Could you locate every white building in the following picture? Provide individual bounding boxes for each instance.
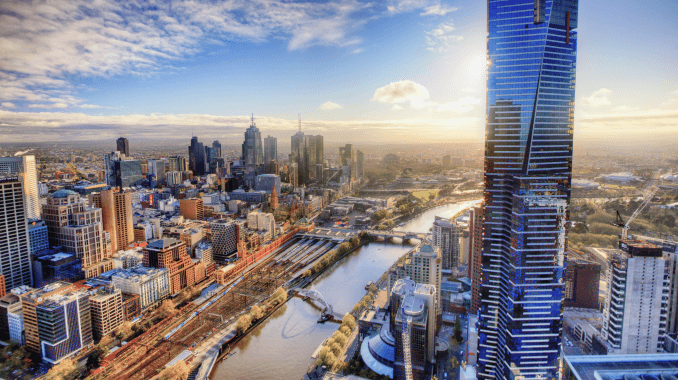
[8,309,24,345]
[113,248,144,269]
[601,240,668,354]
[107,266,170,310]
[194,242,213,266]
[0,155,40,219]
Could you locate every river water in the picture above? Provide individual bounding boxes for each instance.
[212,200,481,380]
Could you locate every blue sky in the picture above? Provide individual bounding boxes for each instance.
[0,0,676,145]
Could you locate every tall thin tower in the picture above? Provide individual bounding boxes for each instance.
[477,1,578,379]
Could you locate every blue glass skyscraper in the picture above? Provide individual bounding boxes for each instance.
[478,1,578,379]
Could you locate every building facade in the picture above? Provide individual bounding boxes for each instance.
[255,174,281,195]
[143,239,196,295]
[108,266,170,310]
[0,156,40,219]
[188,136,207,176]
[564,249,601,309]
[179,198,204,221]
[28,219,49,255]
[477,1,579,378]
[0,177,34,288]
[290,131,324,186]
[242,118,264,169]
[264,136,277,164]
[89,285,123,342]
[468,203,483,314]
[116,137,130,157]
[210,221,240,263]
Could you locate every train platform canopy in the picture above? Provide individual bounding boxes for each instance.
[166,350,193,368]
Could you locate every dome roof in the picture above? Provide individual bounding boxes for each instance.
[50,189,78,198]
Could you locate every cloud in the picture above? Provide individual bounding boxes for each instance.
[351,48,365,54]
[387,0,430,14]
[320,101,344,110]
[372,80,431,109]
[1,102,15,108]
[425,22,463,52]
[0,0,372,108]
[420,4,458,16]
[372,80,480,113]
[583,88,612,107]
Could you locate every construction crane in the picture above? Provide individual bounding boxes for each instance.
[613,170,662,240]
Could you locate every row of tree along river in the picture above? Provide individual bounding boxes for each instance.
[212,200,481,380]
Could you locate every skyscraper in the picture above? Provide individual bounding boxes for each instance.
[290,131,324,186]
[91,190,134,253]
[116,137,130,157]
[339,144,356,179]
[356,150,364,179]
[478,1,578,378]
[242,116,264,168]
[188,136,207,176]
[264,136,277,164]
[212,140,222,159]
[0,155,40,219]
[431,216,461,270]
[468,203,484,314]
[0,177,33,289]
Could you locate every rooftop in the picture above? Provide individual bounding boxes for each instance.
[147,238,182,250]
[50,189,78,198]
[565,354,678,380]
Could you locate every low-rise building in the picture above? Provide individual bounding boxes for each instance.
[89,285,123,342]
[105,266,170,310]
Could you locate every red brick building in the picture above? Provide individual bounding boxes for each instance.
[143,238,196,295]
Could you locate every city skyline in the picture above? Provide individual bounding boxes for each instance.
[0,0,676,146]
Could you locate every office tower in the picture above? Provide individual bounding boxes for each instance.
[104,152,143,188]
[42,190,113,278]
[166,171,182,186]
[431,216,461,270]
[0,156,40,219]
[21,282,93,363]
[89,285,123,342]
[210,221,240,263]
[564,249,601,309]
[601,240,667,354]
[28,219,49,255]
[107,266,170,310]
[468,203,483,314]
[264,136,277,164]
[188,136,207,176]
[339,144,357,179]
[0,177,33,288]
[289,163,299,188]
[212,140,222,159]
[32,251,83,287]
[91,190,133,253]
[143,239,196,295]
[665,249,678,336]
[205,146,214,164]
[356,150,364,180]
[167,156,187,172]
[116,137,130,157]
[290,130,324,186]
[255,174,281,195]
[242,116,264,168]
[477,1,578,378]
[179,198,204,220]
[147,159,166,185]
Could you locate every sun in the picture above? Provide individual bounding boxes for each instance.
[465,51,488,89]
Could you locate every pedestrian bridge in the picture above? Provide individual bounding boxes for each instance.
[294,289,342,322]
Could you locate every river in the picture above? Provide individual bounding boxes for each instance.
[212,200,481,380]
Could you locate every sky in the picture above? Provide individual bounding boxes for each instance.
[0,0,677,147]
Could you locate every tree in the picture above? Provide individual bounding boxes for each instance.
[236,314,252,333]
[156,299,175,319]
[250,305,265,320]
[342,314,356,330]
[323,352,337,366]
[332,331,348,346]
[454,316,463,343]
[349,236,360,247]
[86,347,107,371]
[158,361,190,380]
[115,322,134,341]
[337,242,352,254]
[340,326,352,336]
[44,358,78,380]
[330,342,342,356]
[303,269,312,278]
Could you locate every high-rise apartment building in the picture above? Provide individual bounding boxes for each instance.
[0,156,40,219]
[264,136,277,164]
[106,266,170,310]
[477,1,578,378]
[290,131,324,186]
[601,240,668,354]
[89,285,123,342]
[179,198,204,221]
[188,136,207,176]
[431,216,461,269]
[104,151,143,188]
[210,221,240,263]
[339,144,357,180]
[147,159,166,185]
[468,203,483,314]
[143,238,196,295]
[116,137,130,157]
[167,156,187,172]
[0,177,34,288]
[91,190,133,253]
[42,190,113,278]
[212,140,222,159]
[242,117,264,168]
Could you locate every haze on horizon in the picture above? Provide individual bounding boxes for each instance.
[0,0,676,146]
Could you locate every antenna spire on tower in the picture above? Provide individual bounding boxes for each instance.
[298,113,301,132]
[251,113,254,126]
